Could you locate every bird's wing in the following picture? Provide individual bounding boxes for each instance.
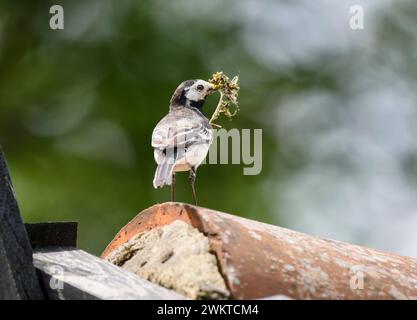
[152,117,212,151]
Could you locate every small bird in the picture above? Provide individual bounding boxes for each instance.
[152,79,215,204]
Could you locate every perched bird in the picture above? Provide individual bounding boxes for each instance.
[152,79,215,204]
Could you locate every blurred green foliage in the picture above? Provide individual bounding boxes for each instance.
[0,0,288,254]
[3,0,416,257]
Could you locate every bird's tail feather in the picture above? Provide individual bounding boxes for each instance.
[153,161,175,188]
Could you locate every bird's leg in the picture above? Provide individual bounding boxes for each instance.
[171,173,176,202]
[189,167,197,205]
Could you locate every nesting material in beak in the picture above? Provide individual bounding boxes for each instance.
[207,72,240,127]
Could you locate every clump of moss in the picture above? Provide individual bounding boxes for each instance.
[208,72,240,128]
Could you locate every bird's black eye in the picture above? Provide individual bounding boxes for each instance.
[196,84,204,91]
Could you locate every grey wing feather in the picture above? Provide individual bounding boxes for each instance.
[152,109,212,188]
[152,114,212,151]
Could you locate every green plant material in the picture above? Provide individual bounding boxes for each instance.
[208,72,240,128]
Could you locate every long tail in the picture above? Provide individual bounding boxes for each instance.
[153,161,175,188]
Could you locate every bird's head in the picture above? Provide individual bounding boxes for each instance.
[170,79,215,112]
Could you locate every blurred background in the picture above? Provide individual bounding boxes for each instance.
[1,0,417,257]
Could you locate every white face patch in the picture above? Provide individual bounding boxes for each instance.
[185,80,213,102]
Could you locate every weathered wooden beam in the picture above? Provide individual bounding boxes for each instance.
[0,146,44,300]
[102,202,417,300]
[34,248,186,300]
[25,222,78,249]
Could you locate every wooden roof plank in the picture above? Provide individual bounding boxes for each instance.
[34,248,186,300]
[0,146,44,300]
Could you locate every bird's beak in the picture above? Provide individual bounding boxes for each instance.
[205,82,216,96]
